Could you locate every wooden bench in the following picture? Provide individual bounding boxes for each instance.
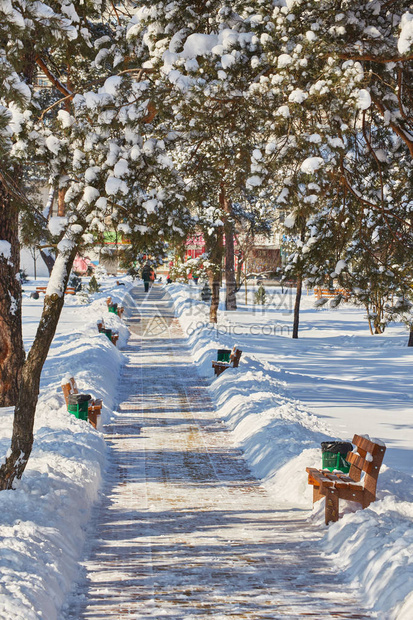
[314,287,350,301]
[106,296,124,318]
[97,319,119,346]
[306,434,386,524]
[61,377,102,429]
[36,286,76,295]
[212,346,242,377]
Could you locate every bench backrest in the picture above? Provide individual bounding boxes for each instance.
[347,434,386,503]
[230,347,242,368]
[314,287,349,298]
[61,377,78,406]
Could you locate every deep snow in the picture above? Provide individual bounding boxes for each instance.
[0,278,412,619]
[0,278,130,619]
[167,282,413,620]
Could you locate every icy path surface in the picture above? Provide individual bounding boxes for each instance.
[64,286,371,619]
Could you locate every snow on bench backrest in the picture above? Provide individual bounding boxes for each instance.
[347,434,386,485]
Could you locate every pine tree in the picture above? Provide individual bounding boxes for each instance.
[254,282,266,305]
[0,1,192,489]
[127,1,282,314]
[88,275,100,293]
[0,1,93,408]
[231,0,413,337]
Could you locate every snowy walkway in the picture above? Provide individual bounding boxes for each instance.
[63,286,372,619]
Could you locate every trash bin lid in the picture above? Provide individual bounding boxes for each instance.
[68,393,92,404]
[321,441,353,454]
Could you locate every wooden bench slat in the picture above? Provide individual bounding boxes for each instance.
[307,468,364,490]
[352,434,382,455]
[346,451,371,472]
[306,469,334,488]
[334,480,364,492]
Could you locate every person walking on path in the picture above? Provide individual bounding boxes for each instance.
[142,262,156,292]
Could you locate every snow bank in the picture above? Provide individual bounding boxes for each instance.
[0,277,134,619]
[166,282,413,619]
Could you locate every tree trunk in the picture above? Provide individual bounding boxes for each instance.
[205,226,223,324]
[0,180,25,406]
[57,188,66,217]
[221,188,237,311]
[408,328,413,347]
[208,271,220,323]
[0,248,77,490]
[244,258,248,305]
[373,299,385,334]
[236,254,243,292]
[224,224,237,310]
[292,275,303,339]
[40,248,55,276]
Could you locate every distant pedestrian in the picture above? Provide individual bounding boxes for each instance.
[142,263,155,292]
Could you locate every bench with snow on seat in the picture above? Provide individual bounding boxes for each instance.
[306,434,386,525]
[212,345,242,377]
[97,318,119,346]
[61,377,102,429]
[36,286,76,295]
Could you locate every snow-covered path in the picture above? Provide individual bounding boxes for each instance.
[63,287,372,619]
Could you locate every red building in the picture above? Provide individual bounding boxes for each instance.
[185,234,205,259]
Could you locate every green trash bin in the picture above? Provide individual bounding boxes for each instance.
[321,441,353,473]
[217,349,231,363]
[102,328,113,341]
[68,393,91,421]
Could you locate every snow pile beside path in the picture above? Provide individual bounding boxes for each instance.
[209,367,330,507]
[0,410,105,620]
[323,487,413,619]
[167,283,413,619]
[0,278,133,620]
